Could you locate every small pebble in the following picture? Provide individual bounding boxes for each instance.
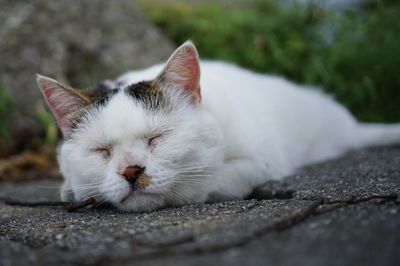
[55,233,64,240]
[48,222,66,228]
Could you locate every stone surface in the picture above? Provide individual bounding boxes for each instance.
[0,0,174,144]
[253,145,400,201]
[0,145,399,266]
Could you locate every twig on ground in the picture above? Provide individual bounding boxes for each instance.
[135,234,196,248]
[316,193,398,214]
[66,197,97,212]
[3,199,70,207]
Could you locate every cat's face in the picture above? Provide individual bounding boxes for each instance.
[37,42,223,211]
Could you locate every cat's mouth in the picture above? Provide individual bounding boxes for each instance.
[120,193,131,203]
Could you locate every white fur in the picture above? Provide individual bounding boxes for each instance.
[54,51,400,211]
[114,60,400,202]
[58,87,223,211]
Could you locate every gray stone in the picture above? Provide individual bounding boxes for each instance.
[253,145,400,201]
[0,0,174,142]
[0,146,399,266]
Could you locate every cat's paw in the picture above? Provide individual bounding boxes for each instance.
[206,192,239,203]
[60,181,74,202]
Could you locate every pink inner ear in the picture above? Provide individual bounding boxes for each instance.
[37,76,84,135]
[161,42,201,103]
[44,87,80,130]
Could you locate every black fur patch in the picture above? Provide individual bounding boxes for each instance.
[125,81,165,112]
[90,83,120,107]
[66,80,170,139]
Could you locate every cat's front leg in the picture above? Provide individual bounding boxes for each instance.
[207,158,272,202]
[60,179,74,202]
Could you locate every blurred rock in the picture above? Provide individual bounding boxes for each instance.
[0,0,174,148]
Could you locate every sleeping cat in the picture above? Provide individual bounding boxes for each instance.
[37,41,400,211]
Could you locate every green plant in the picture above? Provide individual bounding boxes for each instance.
[0,84,13,144]
[36,105,58,147]
[141,0,400,122]
[313,5,400,122]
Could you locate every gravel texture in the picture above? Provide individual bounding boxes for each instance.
[0,145,399,266]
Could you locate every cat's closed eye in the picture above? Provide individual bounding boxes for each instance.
[91,146,112,159]
[148,134,162,147]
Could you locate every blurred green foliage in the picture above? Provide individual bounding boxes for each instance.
[35,105,58,147]
[0,84,13,143]
[142,0,400,122]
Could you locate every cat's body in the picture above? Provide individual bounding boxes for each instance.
[37,42,400,211]
[113,60,400,200]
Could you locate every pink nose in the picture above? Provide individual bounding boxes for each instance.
[122,165,144,187]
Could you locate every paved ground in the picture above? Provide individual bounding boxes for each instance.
[0,146,399,266]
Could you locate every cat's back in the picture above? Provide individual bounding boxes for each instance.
[199,60,331,123]
[116,60,352,128]
[201,60,296,96]
[199,61,358,170]
[116,60,351,134]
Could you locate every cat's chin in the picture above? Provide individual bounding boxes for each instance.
[114,190,166,212]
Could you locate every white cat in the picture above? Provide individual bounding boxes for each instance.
[37,41,400,211]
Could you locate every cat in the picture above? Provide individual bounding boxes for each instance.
[36,41,400,211]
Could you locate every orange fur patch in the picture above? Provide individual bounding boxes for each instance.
[136,174,151,189]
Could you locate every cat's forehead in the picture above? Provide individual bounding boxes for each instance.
[99,91,149,139]
[69,80,182,140]
[87,81,173,136]
[89,80,167,112]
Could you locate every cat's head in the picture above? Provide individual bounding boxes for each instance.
[37,42,223,211]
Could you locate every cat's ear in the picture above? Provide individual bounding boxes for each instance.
[155,41,201,104]
[36,74,91,136]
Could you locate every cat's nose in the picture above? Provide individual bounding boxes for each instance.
[122,165,145,187]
